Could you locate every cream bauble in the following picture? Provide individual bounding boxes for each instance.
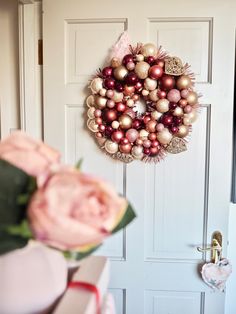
[111,121,119,129]
[149,89,159,102]
[104,140,119,154]
[87,119,99,132]
[144,78,157,91]
[95,96,107,109]
[136,54,144,62]
[173,107,184,117]
[131,145,144,159]
[87,107,96,119]
[141,43,158,57]
[86,95,95,107]
[112,91,124,103]
[183,110,198,125]
[139,129,149,139]
[99,88,107,97]
[156,99,170,113]
[89,77,103,94]
[118,114,132,129]
[186,91,198,105]
[151,110,163,120]
[157,128,173,145]
[113,65,128,81]
[176,125,189,138]
[134,61,150,79]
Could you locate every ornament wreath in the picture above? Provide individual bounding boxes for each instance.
[86,42,200,163]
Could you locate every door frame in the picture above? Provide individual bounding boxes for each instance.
[18,0,43,138]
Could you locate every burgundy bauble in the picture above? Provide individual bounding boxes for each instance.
[105,126,113,137]
[122,54,134,65]
[111,130,124,143]
[158,90,166,99]
[162,114,173,126]
[125,72,139,86]
[119,143,132,154]
[173,116,182,126]
[146,56,156,65]
[99,124,105,132]
[160,75,175,90]
[120,138,129,145]
[169,102,178,110]
[116,102,126,112]
[151,140,159,148]
[135,81,143,92]
[143,115,151,124]
[102,66,113,77]
[143,148,150,155]
[115,82,124,92]
[104,78,115,90]
[132,119,142,129]
[103,109,117,123]
[170,126,179,134]
[150,146,159,156]
[149,65,163,79]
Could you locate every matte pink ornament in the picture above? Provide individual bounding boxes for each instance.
[107,100,115,108]
[143,139,151,148]
[167,89,181,103]
[184,105,193,113]
[156,123,164,132]
[126,61,135,71]
[181,89,189,98]
[106,90,114,98]
[126,129,139,143]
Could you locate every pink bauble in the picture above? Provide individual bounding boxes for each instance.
[143,115,151,124]
[116,102,126,112]
[156,123,164,132]
[149,65,163,79]
[151,140,159,147]
[126,62,135,71]
[106,90,114,98]
[148,133,157,141]
[143,139,151,148]
[107,100,115,108]
[119,143,132,154]
[181,89,189,98]
[111,130,124,143]
[158,90,166,99]
[120,138,129,145]
[184,105,193,113]
[179,99,188,107]
[126,129,139,143]
[167,89,181,103]
[146,120,157,133]
[94,109,102,117]
[136,138,143,146]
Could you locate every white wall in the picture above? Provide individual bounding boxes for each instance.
[0,0,20,137]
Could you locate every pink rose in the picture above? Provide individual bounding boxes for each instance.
[0,131,60,186]
[27,169,127,250]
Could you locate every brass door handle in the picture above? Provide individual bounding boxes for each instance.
[197,231,223,263]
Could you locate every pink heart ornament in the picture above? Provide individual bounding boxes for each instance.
[201,258,232,291]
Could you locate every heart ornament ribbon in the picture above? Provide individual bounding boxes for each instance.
[201,258,232,291]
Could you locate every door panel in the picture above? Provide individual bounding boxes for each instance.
[43,1,235,312]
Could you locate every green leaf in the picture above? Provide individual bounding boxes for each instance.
[75,158,83,170]
[6,219,33,239]
[112,202,136,234]
[0,159,36,226]
[63,244,101,261]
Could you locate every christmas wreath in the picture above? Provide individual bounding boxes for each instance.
[86,39,200,163]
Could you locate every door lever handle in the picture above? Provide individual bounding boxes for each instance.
[197,231,223,263]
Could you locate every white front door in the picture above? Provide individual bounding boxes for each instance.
[43,1,235,313]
